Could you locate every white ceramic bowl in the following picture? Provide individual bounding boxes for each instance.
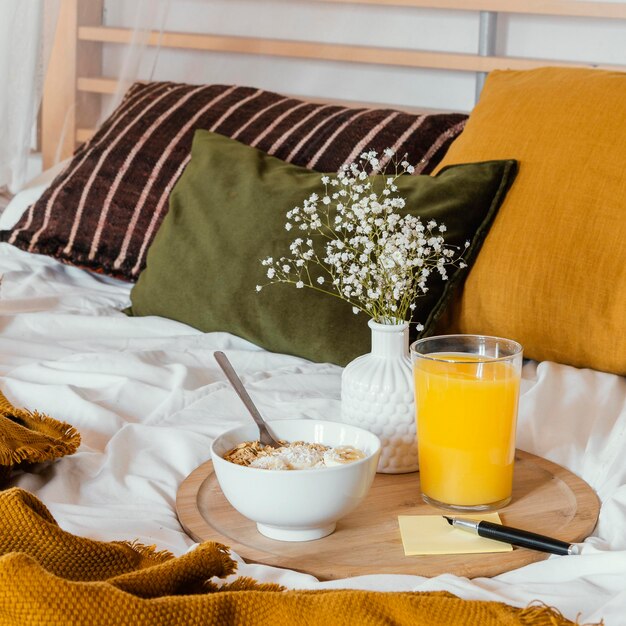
[211,419,381,542]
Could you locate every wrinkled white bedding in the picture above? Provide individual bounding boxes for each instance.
[1,241,625,625]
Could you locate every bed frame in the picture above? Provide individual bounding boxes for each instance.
[42,0,626,169]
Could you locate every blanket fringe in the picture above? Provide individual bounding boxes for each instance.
[520,601,603,626]
[214,542,239,579]
[218,576,285,593]
[0,391,81,472]
[117,540,175,565]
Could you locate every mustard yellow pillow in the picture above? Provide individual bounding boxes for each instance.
[436,67,626,374]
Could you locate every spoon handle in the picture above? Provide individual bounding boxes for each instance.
[214,351,280,448]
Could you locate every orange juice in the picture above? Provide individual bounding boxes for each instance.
[414,353,520,508]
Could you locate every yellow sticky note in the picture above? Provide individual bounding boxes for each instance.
[398,513,513,556]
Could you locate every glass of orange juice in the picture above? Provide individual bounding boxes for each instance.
[410,335,523,511]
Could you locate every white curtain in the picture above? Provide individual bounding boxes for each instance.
[0,0,170,191]
[0,0,59,193]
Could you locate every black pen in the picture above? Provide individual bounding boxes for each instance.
[443,516,580,555]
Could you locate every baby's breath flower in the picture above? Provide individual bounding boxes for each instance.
[257,149,467,327]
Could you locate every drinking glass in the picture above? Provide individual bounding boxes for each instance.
[410,334,523,511]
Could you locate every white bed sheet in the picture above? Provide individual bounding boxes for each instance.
[0,241,625,625]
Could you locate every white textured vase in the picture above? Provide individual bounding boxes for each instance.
[341,319,418,473]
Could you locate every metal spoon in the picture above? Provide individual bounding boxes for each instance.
[214,351,282,448]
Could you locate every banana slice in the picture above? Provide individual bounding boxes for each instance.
[323,445,366,467]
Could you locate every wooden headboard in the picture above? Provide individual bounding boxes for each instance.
[42,0,626,169]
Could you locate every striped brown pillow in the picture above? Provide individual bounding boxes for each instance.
[2,82,467,281]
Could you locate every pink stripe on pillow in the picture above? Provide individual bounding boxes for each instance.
[88,84,217,261]
[58,84,191,257]
[375,115,426,172]
[266,104,337,156]
[284,107,350,162]
[231,96,291,140]
[132,154,191,277]
[340,111,400,169]
[112,85,240,270]
[306,109,371,169]
[413,120,467,175]
[9,82,167,247]
[250,101,312,149]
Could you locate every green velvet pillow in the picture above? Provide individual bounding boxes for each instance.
[128,131,517,365]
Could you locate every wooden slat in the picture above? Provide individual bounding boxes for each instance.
[76,76,118,94]
[313,0,626,19]
[42,0,103,168]
[77,27,624,74]
[42,0,79,169]
[76,128,95,143]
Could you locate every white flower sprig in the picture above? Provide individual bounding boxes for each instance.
[257,149,468,327]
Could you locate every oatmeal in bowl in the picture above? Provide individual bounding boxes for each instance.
[211,419,381,542]
[223,440,366,470]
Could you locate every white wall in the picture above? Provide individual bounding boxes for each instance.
[103,0,626,113]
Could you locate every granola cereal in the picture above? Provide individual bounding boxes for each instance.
[223,440,366,470]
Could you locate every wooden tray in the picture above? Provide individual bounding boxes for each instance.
[176,450,599,580]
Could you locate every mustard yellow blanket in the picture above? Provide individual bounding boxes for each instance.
[0,391,80,484]
[0,488,593,626]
